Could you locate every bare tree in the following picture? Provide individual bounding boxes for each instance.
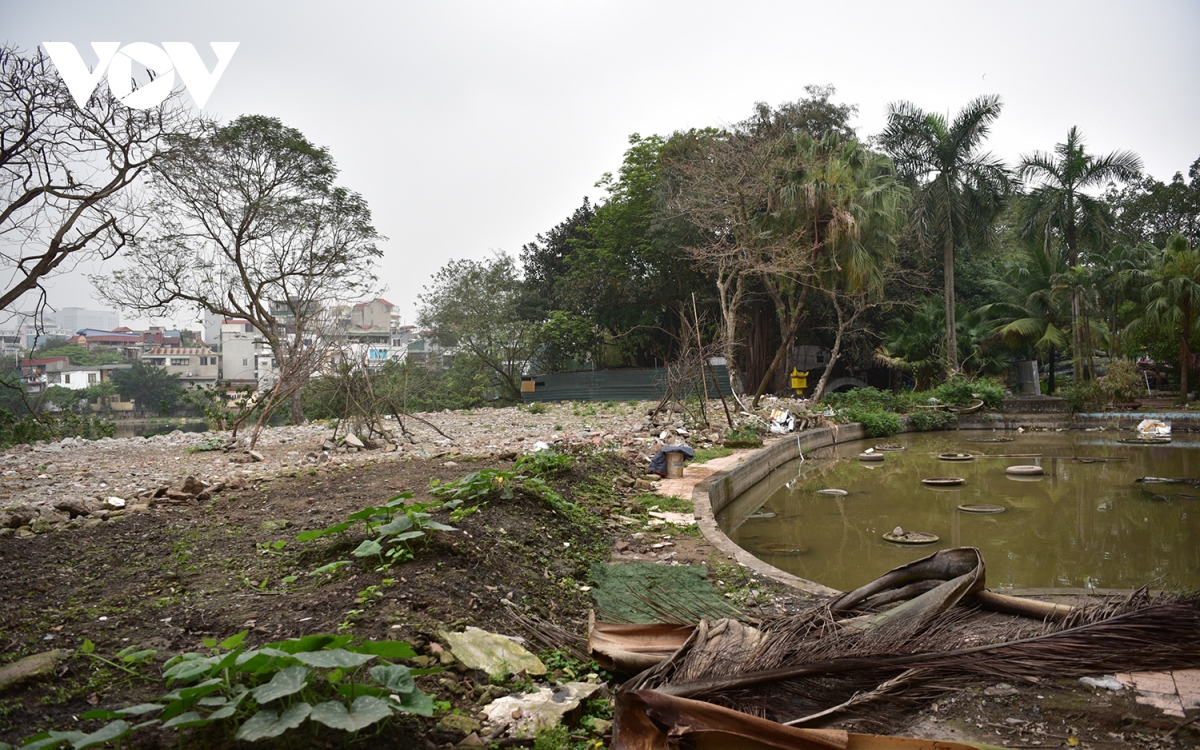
[0,45,192,323]
[93,115,381,447]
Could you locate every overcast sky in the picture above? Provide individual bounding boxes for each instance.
[5,0,1199,333]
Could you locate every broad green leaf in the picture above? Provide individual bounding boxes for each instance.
[291,649,375,669]
[72,720,132,749]
[308,696,393,731]
[352,640,417,660]
[390,531,424,543]
[386,492,414,505]
[119,704,162,716]
[117,647,156,663]
[201,637,217,649]
[19,731,86,750]
[234,703,312,742]
[394,688,435,716]
[78,639,95,655]
[423,521,457,532]
[267,634,350,653]
[208,687,248,720]
[375,515,413,534]
[352,539,383,557]
[310,560,351,576]
[220,630,249,651]
[163,656,217,683]
[369,664,415,696]
[250,665,311,704]
[161,711,213,729]
[347,506,386,521]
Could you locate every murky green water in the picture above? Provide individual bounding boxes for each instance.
[720,431,1200,592]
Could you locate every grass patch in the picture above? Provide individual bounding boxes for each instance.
[692,446,733,464]
[632,493,691,513]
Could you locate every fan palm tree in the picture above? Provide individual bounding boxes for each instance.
[1018,127,1142,381]
[749,132,909,404]
[1130,234,1200,402]
[880,96,1011,376]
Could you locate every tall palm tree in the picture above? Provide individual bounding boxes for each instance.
[1017,127,1142,381]
[1130,234,1200,402]
[880,95,1011,376]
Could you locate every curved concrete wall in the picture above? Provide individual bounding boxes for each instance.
[691,423,867,598]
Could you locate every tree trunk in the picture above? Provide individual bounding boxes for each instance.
[1071,288,1085,382]
[1048,347,1056,394]
[810,296,846,402]
[944,235,959,376]
[290,389,305,425]
[751,304,806,408]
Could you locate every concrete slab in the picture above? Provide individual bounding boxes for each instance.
[1116,671,1188,717]
[1172,669,1200,710]
[656,451,755,500]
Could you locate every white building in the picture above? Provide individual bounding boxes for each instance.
[48,307,119,333]
[219,320,261,385]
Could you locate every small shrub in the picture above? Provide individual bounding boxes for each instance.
[1061,379,1105,412]
[526,402,548,415]
[1100,359,1144,403]
[840,407,902,438]
[908,409,958,432]
[931,376,1005,409]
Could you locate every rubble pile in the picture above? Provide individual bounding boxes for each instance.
[0,399,800,536]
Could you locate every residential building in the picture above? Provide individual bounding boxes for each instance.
[219,320,260,386]
[141,347,219,388]
[351,298,400,329]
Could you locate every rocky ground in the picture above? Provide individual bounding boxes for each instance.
[0,401,1195,749]
[0,400,749,532]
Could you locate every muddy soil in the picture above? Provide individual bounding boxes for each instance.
[0,451,1195,749]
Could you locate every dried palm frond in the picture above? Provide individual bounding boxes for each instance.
[627,588,1200,728]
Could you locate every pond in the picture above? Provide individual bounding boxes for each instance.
[720,431,1200,592]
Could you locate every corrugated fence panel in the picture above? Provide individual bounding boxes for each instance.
[521,366,733,403]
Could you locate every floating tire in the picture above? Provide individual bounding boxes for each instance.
[883,530,939,545]
[1120,437,1171,445]
[966,437,1014,443]
[922,477,965,487]
[958,503,1006,514]
[938,452,975,461]
[1006,465,1044,476]
[817,488,849,496]
[874,443,905,452]
[858,452,885,462]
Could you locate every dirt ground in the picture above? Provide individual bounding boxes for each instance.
[0,449,1196,749]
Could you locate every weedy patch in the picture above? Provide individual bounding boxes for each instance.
[297,492,457,572]
[9,632,435,748]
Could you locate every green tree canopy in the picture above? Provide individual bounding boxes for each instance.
[418,254,543,402]
[110,362,185,414]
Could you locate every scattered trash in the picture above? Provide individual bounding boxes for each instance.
[1136,418,1171,437]
[768,409,795,433]
[1080,675,1124,691]
[531,441,551,452]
